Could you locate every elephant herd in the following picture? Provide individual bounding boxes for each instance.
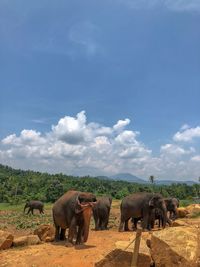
[24,190,179,246]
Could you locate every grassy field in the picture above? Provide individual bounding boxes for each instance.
[1,199,199,234]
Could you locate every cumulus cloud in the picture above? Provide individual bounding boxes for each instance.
[1,113,200,181]
[0,111,151,176]
[160,143,194,156]
[173,126,200,142]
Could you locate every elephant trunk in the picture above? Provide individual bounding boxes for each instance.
[82,206,93,243]
[162,205,168,228]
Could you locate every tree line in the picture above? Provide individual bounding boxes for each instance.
[0,164,199,204]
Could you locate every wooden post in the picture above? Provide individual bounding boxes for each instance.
[131,228,142,267]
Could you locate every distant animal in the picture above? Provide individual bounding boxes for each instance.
[52,190,97,245]
[24,200,44,215]
[164,197,179,220]
[119,192,168,231]
[93,196,112,230]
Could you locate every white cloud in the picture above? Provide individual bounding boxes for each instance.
[1,113,200,181]
[113,118,131,132]
[160,143,194,156]
[173,126,200,142]
[191,155,200,162]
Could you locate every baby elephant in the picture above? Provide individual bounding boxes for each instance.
[93,196,112,230]
[24,200,44,215]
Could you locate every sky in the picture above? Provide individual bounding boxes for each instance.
[0,0,200,181]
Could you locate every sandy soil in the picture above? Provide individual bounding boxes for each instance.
[0,229,134,267]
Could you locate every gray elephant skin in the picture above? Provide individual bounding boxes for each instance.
[164,197,179,220]
[52,190,97,245]
[119,192,168,231]
[93,196,112,230]
[24,200,44,215]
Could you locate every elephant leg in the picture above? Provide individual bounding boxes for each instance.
[142,215,149,230]
[76,226,83,245]
[55,225,60,241]
[132,218,138,230]
[104,216,109,230]
[60,228,66,240]
[119,216,125,232]
[124,219,130,231]
[31,208,34,215]
[99,218,104,230]
[27,208,31,215]
[68,217,77,244]
[93,212,99,230]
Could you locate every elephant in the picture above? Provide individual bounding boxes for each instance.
[93,196,112,230]
[164,197,179,220]
[52,190,97,245]
[119,192,168,231]
[24,200,44,215]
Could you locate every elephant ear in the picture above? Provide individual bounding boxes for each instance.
[149,195,161,207]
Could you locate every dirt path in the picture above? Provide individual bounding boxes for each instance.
[0,230,133,267]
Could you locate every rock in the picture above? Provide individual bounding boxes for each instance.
[186,204,200,215]
[0,230,14,250]
[177,207,190,218]
[34,224,55,242]
[13,235,41,247]
[95,233,152,267]
[171,220,188,227]
[150,226,200,267]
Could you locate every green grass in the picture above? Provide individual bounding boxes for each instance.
[0,202,53,231]
[0,202,53,211]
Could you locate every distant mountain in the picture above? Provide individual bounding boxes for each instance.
[105,172,197,185]
[110,173,148,184]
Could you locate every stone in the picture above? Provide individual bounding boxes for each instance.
[34,224,55,242]
[95,233,152,267]
[177,207,190,218]
[150,226,200,267]
[186,204,200,215]
[0,230,14,250]
[13,235,41,247]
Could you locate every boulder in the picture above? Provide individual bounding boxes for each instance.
[177,207,190,218]
[95,234,152,267]
[0,230,14,250]
[186,204,200,215]
[33,224,55,242]
[13,235,41,247]
[150,226,200,267]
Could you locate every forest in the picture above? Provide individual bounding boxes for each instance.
[0,164,199,204]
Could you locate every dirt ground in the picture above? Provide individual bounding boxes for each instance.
[0,201,200,267]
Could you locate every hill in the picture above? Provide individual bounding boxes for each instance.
[0,163,199,204]
[110,173,147,183]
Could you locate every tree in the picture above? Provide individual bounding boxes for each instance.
[149,175,155,184]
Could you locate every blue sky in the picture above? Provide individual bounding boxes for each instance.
[0,0,200,180]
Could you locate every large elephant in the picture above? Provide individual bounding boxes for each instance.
[52,190,97,245]
[93,196,112,230]
[119,192,168,231]
[24,200,44,215]
[164,197,179,220]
